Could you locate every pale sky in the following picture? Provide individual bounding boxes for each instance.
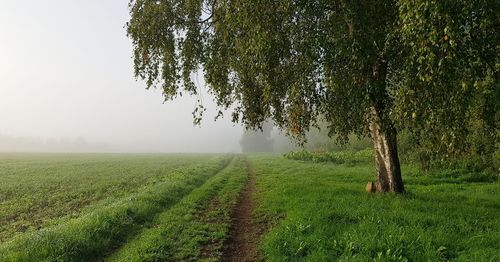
[0,0,244,152]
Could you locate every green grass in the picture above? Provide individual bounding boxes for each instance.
[0,153,498,261]
[0,153,230,242]
[0,154,232,261]
[249,155,500,261]
[107,156,247,261]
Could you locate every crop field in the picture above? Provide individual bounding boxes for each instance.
[0,153,499,261]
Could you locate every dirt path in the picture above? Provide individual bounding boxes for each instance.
[222,160,263,262]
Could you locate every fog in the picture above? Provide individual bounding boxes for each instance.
[0,0,246,153]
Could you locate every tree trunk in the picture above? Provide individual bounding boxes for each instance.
[369,107,404,193]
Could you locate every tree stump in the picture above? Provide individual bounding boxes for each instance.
[365,181,376,193]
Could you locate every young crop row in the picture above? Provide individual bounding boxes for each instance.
[0,156,234,261]
[0,154,227,242]
[283,149,373,164]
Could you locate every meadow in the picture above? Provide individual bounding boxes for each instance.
[250,155,499,261]
[0,153,498,261]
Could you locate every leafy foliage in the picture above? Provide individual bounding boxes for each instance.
[284,149,372,164]
[394,0,500,158]
[127,0,498,155]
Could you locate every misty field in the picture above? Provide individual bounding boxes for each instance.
[0,154,499,261]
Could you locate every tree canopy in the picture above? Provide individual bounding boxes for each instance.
[127,0,499,192]
[127,0,498,147]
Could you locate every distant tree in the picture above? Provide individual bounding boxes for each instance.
[127,0,499,193]
[240,121,274,153]
[303,121,372,152]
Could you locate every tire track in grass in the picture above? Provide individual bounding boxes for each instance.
[0,156,234,262]
[105,156,247,261]
[197,157,249,261]
[222,158,265,262]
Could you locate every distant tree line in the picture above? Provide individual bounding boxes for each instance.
[0,134,110,152]
[240,121,274,153]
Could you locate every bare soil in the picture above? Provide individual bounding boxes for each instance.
[222,162,264,262]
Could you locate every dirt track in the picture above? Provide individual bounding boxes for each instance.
[223,161,263,262]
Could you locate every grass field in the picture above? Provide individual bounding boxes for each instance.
[0,153,498,261]
[250,155,500,261]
